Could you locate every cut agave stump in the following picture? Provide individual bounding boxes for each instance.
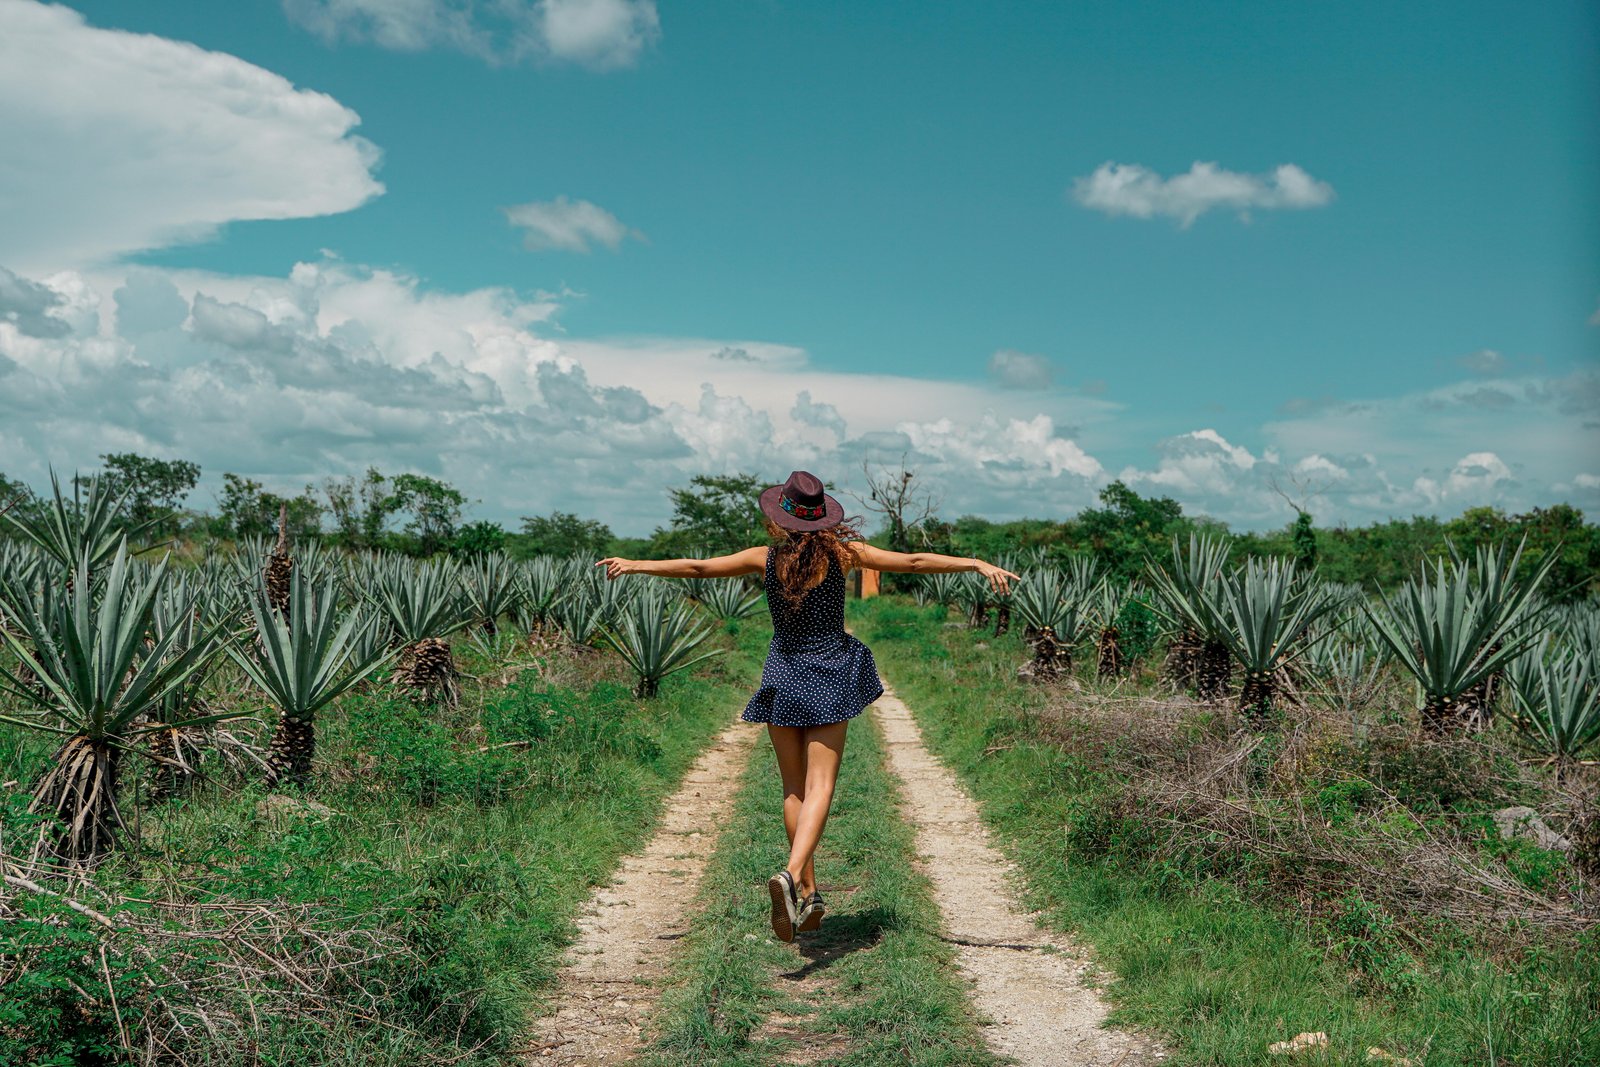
[1096,626,1122,680]
[31,735,122,864]
[265,712,316,788]
[398,637,461,707]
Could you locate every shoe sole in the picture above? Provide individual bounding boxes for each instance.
[767,874,795,943]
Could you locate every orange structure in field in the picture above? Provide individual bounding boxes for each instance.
[857,568,880,599]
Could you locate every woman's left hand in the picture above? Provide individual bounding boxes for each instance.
[596,557,634,580]
[975,560,1021,595]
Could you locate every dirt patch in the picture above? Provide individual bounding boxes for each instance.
[874,687,1165,1066]
[522,716,758,1064]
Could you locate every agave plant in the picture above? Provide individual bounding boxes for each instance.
[372,558,471,706]
[954,571,991,630]
[601,587,724,697]
[700,577,762,620]
[1198,559,1346,726]
[1146,533,1234,701]
[1450,538,1556,719]
[1505,648,1600,782]
[1010,569,1093,680]
[1,470,149,573]
[1366,556,1547,735]
[461,551,522,635]
[550,580,603,649]
[514,556,566,641]
[144,575,230,800]
[0,543,232,863]
[1089,579,1138,680]
[231,570,393,788]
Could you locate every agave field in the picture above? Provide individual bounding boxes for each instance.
[915,532,1599,784]
[1,472,1596,1064]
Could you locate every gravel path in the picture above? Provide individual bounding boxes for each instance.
[874,686,1165,1067]
[522,715,758,1065]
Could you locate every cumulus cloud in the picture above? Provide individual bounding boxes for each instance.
[504,197,642,253]
[0,259,1121,531]
[987,349,1053,390]
[283,0,660,69]
[1459,348,1507,375]
[1072,161,1334,227]
[0,1,382,272]
[0,266,70,338]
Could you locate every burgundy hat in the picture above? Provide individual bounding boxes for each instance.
[759,470,844,532]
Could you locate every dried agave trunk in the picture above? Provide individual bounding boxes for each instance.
[481,616,498,637]
[147,724,186,802]
[1096,625,1122,680]
[1196,638,1232,702]
[1165,628,1200,689]
[265,503,294,619]
[968,602,989,629]
[992,604,1011,637]
[265,711,315,788]
[30,735,121,864]
[1420,691,1484,736]
[1238,670,1275,729]
[1028,626,1070,681]
[398,637,461,707]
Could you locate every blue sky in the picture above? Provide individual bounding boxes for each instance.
[1,0,1596,533]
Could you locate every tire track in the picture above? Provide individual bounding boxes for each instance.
[522,715,758,1065]
[873,685,1165,1067]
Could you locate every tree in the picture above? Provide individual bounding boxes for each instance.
[95,452,200,537]
[323,468,399,551]
[657,473,768,557]
[1075,481,1186,580]
[516,511,613,558]
[218,473,321,541]
[385,473,466,556]
[452,520,506,558]
[1292,511,1318,568]
[854,454,939,552]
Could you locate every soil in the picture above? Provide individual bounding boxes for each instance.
[522,715,758,1064]
[874,686,1166,1067]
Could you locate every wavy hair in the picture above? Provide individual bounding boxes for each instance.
[765,518,862,608]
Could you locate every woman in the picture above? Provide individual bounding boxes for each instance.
[598,470,1018,942]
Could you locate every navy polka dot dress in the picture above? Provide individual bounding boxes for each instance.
[742,547,885,727]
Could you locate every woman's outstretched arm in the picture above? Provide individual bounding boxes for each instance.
[849,542,1020,594]
[597,547,766,581]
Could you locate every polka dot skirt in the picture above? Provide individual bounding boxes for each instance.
[742,547,885,727]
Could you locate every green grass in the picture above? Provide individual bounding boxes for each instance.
[0,624,762,1066]
[854,596,1600,1067]
[645,670,997,1067]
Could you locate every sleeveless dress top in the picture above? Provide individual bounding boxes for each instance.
[741,546,885,726]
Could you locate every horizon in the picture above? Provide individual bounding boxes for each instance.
[1,0,1596,536]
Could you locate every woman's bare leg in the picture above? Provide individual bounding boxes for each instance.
[785,722,847,897]
[767,725,816,895]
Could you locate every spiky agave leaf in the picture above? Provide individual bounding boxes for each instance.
[700,578,762,620]
[1199,558,1347,726]
[229,569,393,787]
[601,587,724,697]
[461,551,522,635]
[1507,647,1600,781]
[1145,533,1234,699]
[0,469,153,573]
[1010,569,1094,680]
[1365,557,1546,735]
[0,542,232,862]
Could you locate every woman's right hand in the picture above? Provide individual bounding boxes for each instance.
[596,557,634,581]
[974,559,1021,595]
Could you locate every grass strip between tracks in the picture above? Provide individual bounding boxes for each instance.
[643,691,998,1067]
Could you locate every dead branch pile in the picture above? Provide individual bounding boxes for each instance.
[1043,693,1598,940]
[1,855,465,1065]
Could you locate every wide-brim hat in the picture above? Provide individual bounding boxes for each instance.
[759,470,844,532]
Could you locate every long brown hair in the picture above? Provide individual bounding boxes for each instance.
[765,518,861,608]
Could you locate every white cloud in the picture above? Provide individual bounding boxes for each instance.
[504,197,641,253]
[1458,348,1507,375]
[0,1,382,272]
[283,0,660,69]
[1072,161,1334,227]
[987,349,1053,390]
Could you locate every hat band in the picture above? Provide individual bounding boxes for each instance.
[780,494,827,520]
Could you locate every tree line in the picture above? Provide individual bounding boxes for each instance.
[1,457,1594,597]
